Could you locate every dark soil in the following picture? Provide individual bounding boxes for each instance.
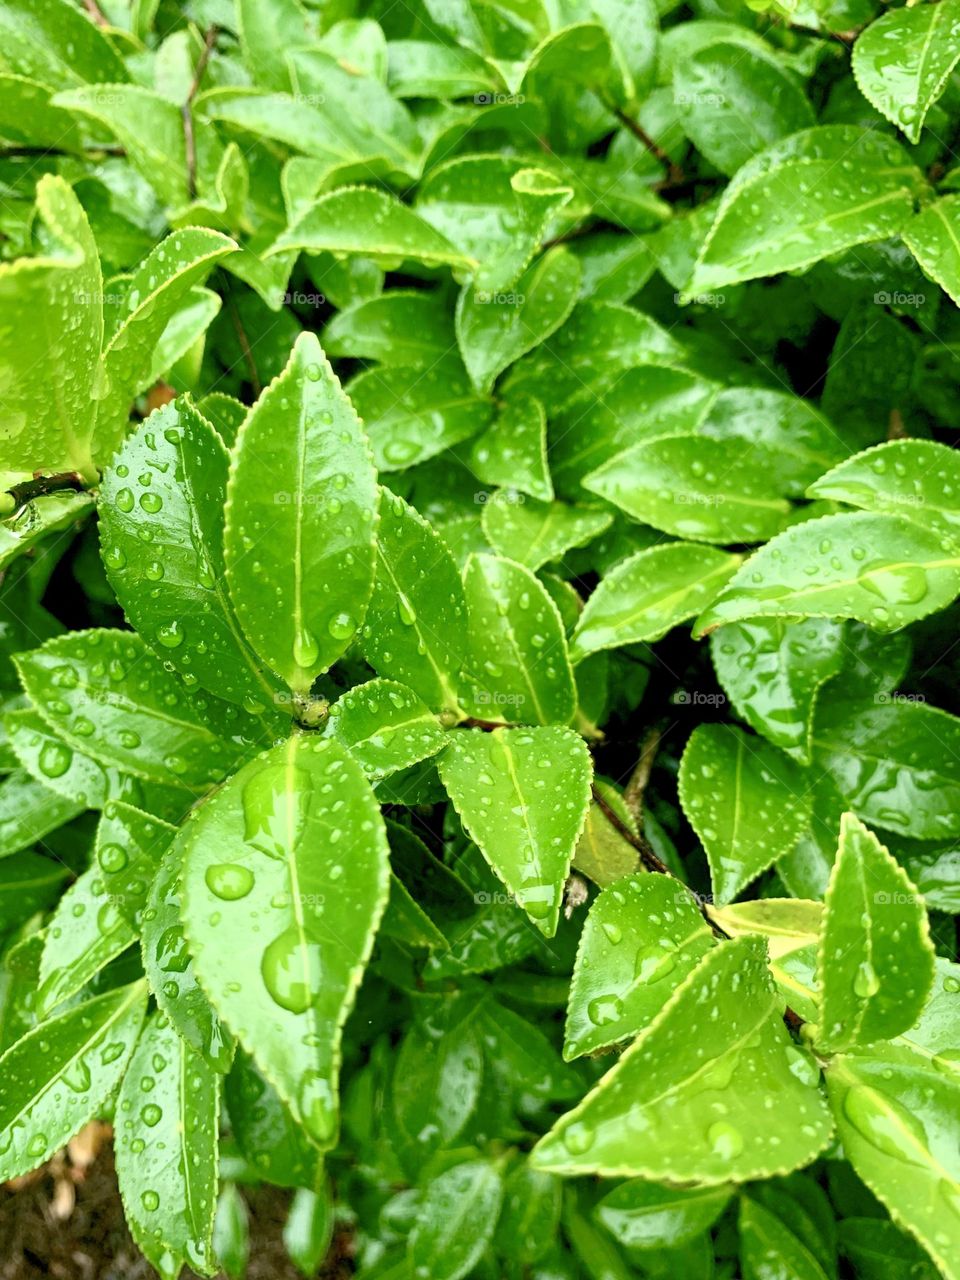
[0,1142,344,1280]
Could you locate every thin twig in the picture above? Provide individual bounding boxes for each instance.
[5,472,86,511]
[82,0,109,26]
[591,783,670,876]
[622,726,661,825]
[182,25,219,200]
[607,102,683,185]
[225,288,261,396]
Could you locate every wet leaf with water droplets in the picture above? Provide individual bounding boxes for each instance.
[481,494,612,574]
[816,814,934,1054]
[595,1179,732,1251]
[408,1158,504,1280]
[180,735,390,1147]
[116,1011,220,1278]
[325,678,446,781]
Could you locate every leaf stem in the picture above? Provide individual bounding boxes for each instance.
[622,725,661,825]
[182,25,219,199]
[3,471,88,516]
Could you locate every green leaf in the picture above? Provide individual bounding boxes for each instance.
[572,782,640,888]
[852,0,960,143]
[438,726,592,935]
[224,332,378,693]
[904,195,960,306]
[695,513,960,636]
[225,1048,319,1188]
[0,767,82,857]
[710,618,845,763]
[481,495,612,573]
[358,490,466,713]
[283,1186,334,1278]
[739,1196,831,1280]
[269,186,475,271]
[585,436,791,544]
[348,357,493,472]
[807,440,960,542]
[565,873,714,1059]
[469,393,553,502]
[323,290,455,368]
[99,400,283,715]
[0,175,102,478]
[409,1159,504,1280]
[810,697,960,841]
[495,1163,560,1264]
[838,1217,941,1280]
[532,937,833,1180]
[386,39,500,99]
[678,725,810,904]
[0,491,93,574]
[817,813,934,1053]
[572,543,741,660]
[710,899,822,960]
[461,554,576,725]
[0,0,128,87]
[142,836,235,1074]
[236,0,314,89]
[688,127,924,294]
[115,1011,220,1278]
[825,1045,960,1280]
[326,679,446,781]
[0,981,147,1181]
[595,1180,732,1250]
[180,735,390,1146]
[456,246,581,394]
[14,630,255,794]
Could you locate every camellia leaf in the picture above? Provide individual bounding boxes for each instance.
[0,491,93,574]
[225,1049,319,1189]
[14,630,255,795]
[0,981,147,1181]
[565,874,715,1060]
[408,1159,504,1280]
[358,490,466,714]
[816,813,934,1053]
[710,899,822,961]
[469,393,553,502]
[438,725,592,935]
[678,724,810,904]
[323,290,455,368]
[695,513,960,636]
[810,697,960,841]
[710,618,845,763]
[0,0,129,87]
[807,440,960,542]
[480,495,612,573]
[904,195,960,307]
[0,766,82,857]
[595,1179,732,1251]
[456,246,581,394]
[224,331,378,693]
[179,735,390,1147]
[572,543,741,661]
[584,436,791,544]
[572,781,640,888]
[852,0,960,144]
[532,937,833,1180]
[0,855,70,933]
[325,678,446,780]
[99,400,283,716]
[115,1011,220,1278]
[461,554,576,725]
[0,175,102,478]
[739,1195,831,1280]
[825,1044,960,1280]
[688,127,924,294]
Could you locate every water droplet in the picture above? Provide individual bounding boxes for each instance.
[141,1189,160,1212]
[141,1104,162,1127]
[854,960,880,999]
[327,612,356,641]
[858,560,928,606]
[205,862,254,901]
[587,994,624,1026]
[39,741,72,778]
[242,764,311,859]
[116,488,134,513]
[562,1123,595,1156]
[261,928,322,1014]
[293,626,319,668]
[98,843,128,874]
[139,492,163,514]
[707,1121,743,1159]
[156,621,184,649]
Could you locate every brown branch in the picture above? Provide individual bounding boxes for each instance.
[82,0,109,26]
[591,783,670,876]
[608,103,683,185]
[182,25,219,200]
[226,290,261,397]
[622,726,660,825]
[5,471,86,512]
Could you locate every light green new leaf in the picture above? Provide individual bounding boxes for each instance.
[180,735,390,1147]
[236,0,314,89]
[14,630,255,794]
[323,290,455,369]
[585,436,790,544]
[710,899,822,960]
[348,358,492,472]
[470,393,553,502]
[532,938,833,1180]
[678,725,811,904]
[461,554,576,725]
[695,513,960,636]
[0,981,147,1181]
[438,726,592,935]
[826,1045,960,1280]
[572,543,741,661]
[595,1180,732,1251]
[142,837,234,1073]
[224,332,378,693]
[456,246,581,394]
[100,400,283,715]
[481,496,612,573]
[811,698,960,841]
[739,1196,832,1280]
[409,1160,504,1280]
[358,490,466,713]
[93,229,237,459]
[689,127,924,294]
[565,874,714,1059]
[269,186,475,271]
[0,491,93,574]
[817,814,934,1053]
[852,0,960,143]
[416,157,573,293]
[808,440,960,543]
[0,175,102,478]
[386,39,500,99]
[710,618,845,762]
[116,1012,220,1277]
[904,195,960,306]
[325,679,446,780]
[0,767,81,857]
